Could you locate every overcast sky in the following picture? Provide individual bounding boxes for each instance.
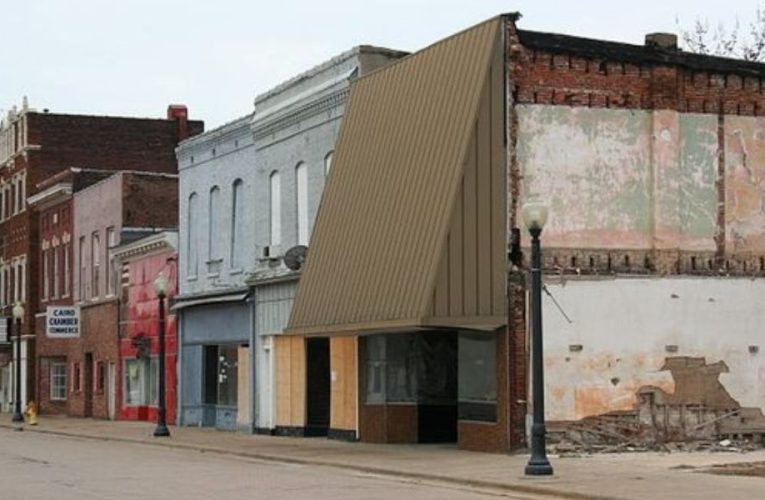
[2,1,762,128]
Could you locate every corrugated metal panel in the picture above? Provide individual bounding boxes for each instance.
[256,281,297,335]
[287,17,504,336]
[428,34,507,328]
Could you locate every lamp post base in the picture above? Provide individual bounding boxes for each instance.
[153,424,170,437]
[525,459,554,476]
[11,412,24,423]
[525,461,554,476]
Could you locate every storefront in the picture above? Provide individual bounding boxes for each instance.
[282,18,512,452]
[175,294,251,431]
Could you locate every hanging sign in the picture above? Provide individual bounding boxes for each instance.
[46,306,81,338]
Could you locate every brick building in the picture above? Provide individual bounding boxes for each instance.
[111,232,178,424]
[0,101,201,416]
[35,172,179,418]
[283,14,765,452]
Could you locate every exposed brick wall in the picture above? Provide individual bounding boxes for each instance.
[121,174,178,229]
[510,34,765,115]
[27,112,203,175]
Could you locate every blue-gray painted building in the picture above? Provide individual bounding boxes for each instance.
[174,46,406,432]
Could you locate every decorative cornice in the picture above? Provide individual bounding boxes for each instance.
[252,87,349,141]
[111,231,178,262]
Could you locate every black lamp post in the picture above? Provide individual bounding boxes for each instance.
[522,201,553,476]
[153,273,170,437]
[12,302,24,423]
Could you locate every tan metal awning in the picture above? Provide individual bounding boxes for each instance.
[286,17,507,336]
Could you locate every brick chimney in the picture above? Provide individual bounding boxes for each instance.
[645,33,678,50]
[167,104,189,141]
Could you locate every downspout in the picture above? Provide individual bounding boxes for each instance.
[248,287,257,433]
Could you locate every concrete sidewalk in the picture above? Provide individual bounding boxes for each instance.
[2,415,764,499]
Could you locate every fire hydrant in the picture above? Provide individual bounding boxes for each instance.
[25,401,38,426]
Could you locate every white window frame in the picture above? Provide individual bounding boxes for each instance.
[50,361,67,401]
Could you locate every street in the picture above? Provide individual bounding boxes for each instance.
[0,429,547,500]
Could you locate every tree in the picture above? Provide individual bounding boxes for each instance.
[678,8,765,62]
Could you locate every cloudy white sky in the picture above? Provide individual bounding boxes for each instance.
[2,0,762,128]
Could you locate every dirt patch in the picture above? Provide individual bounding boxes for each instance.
[700,461,765,478]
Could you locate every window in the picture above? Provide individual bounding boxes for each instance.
[96,361,106,393]
[187,193,198,276]
[72,362,82,392]
[269,171,281,247]
[50,361,67,401]
[78,236,86,300]
[203,345,238,407]
[208,186,221,270]
[295,163,308,246]
[106,227,116,296]
[324,151,334,176]
[52,245,60,299]
[63,243,70,298]
[124,357,158,406]
[91,232,100,298]
[41,248,49,301]
[458,331,497,422]
[230,179,244,268]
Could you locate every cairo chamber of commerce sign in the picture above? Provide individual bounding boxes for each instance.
[47,306,81,338]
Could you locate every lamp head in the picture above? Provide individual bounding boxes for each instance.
[12,302,24,321]
[153,273,168,298]
[521,200,549,232]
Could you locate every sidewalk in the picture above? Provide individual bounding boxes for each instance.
[3,415,764,499]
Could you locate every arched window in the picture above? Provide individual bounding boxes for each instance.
[269,172,281,247]
[295,163,308,246]
[231,179,244,268]
[187,193,198,276]
[208,186,221,262]
[324,151,334,176]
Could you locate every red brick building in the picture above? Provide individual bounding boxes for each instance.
[111,233,178,423]
[33,172,179,418]
[0,99,201,415]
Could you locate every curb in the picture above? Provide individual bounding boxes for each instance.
[0,422,619,500]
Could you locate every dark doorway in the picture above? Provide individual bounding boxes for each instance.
[84,353,93,417]
[416,331,458,443]
[305,338,330,436]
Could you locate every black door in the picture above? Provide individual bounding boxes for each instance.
[305,338,330,436]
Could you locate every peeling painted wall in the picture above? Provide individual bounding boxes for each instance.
[517,105,765,256]
[542,277,765,422]
[725,116,765,254]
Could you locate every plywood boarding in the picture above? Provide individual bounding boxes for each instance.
[429,36,506,328]
[237,346,250,426]
[275,336,306,426]
[287,17,504,336]
[329,336,358,431]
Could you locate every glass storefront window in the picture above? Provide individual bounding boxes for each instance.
[216,345,238,407]
[458,330,497,422]
[124,357,158,406]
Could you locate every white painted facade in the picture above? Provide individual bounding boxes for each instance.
[542,276,765,422]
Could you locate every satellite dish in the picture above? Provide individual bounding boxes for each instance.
[284,245,308,271]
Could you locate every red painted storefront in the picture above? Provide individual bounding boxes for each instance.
[117,247,177,423]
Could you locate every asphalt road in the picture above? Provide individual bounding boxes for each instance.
[0,428,548,500]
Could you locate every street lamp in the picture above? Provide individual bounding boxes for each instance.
[522,200,553,476]
[12,302,24,423]
[153,272,170,437]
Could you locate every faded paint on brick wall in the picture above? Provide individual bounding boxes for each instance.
[725,116,765,254]
[517,106,652,249]
[517,104,765,260]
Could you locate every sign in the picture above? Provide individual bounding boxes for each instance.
[46,306,81,338]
